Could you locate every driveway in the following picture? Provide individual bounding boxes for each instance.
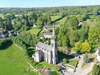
[75,55,95,75]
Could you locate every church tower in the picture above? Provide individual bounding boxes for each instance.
[51,25,58,65]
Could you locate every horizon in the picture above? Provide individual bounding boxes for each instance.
[0,0,100,8]
[0,5,100,8]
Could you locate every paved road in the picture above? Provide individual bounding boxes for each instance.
[75,55,83,75]
[75,55,95,75]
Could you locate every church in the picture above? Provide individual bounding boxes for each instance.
[32,25,58,65]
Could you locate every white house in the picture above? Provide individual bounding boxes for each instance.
[95,48,100,61]
[33,24,37,27]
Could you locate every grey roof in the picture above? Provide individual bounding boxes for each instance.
[36,42,51,52]
[43,26,53,29]
[43,25,57,29]
[40,33,52,37]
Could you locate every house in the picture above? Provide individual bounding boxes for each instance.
[43,25,57,30]
[33,24,37,27]
[40,33,52,39]
[95,48,100,62]
[41,67,51,75]
[78,22,83,26]
[1,31,9,38]
[32,25,58,65]
[0,28,3,31]
[11,21,16,25]
[9,31,17,36]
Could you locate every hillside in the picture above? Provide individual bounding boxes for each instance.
[0,43,38,75]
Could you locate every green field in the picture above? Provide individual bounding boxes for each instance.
[51,16,61,21]
[27,28,41,35]
[39,62,54,69]
[67,60,77,67]
[0,43,38,75]
[54,16,68,25]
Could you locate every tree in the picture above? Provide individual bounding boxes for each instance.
[79,22,89,42]
[69,16,78,29]
[82,13,89,21]
[0,17,3,28]
[42,36,45,43]
[63,58,67,64]
[75,42,82,52]
[83,53,89,63]
[92,64,100,75]
[68,30,79,46]
[58,40,62,46]
[81,42,91,53]
[88,26,100,45]
[30,12,37,20]
[6,19,12,30]
[51,71,58,75]
[61,36,68,47]
[60,10,65,17]
[54,66,60,71]
[37,16,44,28]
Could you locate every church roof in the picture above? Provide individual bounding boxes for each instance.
[36,42,51,52]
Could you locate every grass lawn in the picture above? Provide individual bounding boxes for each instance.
[39,62,54,69]
[51,16,61,21]
[67,60,77,67]
[54,16,68,26]
[81,62,88,68]
[27,28,41,35]
[0,43,38,75]
[87,71,92,75]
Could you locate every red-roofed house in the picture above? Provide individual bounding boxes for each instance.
[78,22,83,26]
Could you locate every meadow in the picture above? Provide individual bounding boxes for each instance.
[27,27,41,35]
[0,43,38,75]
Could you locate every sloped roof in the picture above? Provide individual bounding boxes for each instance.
[36,42,51,52]
[40,33,52,37]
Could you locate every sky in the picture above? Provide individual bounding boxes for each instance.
[0,0,100,8]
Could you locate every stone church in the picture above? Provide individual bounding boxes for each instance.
[32,25,58,65]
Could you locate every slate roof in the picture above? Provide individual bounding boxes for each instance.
[40,33,52,37]
[36,42,51,52]
[43,25,57,29]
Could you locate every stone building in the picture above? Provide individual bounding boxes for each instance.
[95,47,100,62]
[40,33,52,39]
[32,25,58,65]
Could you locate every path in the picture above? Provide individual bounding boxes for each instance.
[75,55,95,75]
[75,55,83,75]
[26,61,38,71]
[81,62,94,75]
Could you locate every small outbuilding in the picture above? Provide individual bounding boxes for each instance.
[33,24,37,27]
